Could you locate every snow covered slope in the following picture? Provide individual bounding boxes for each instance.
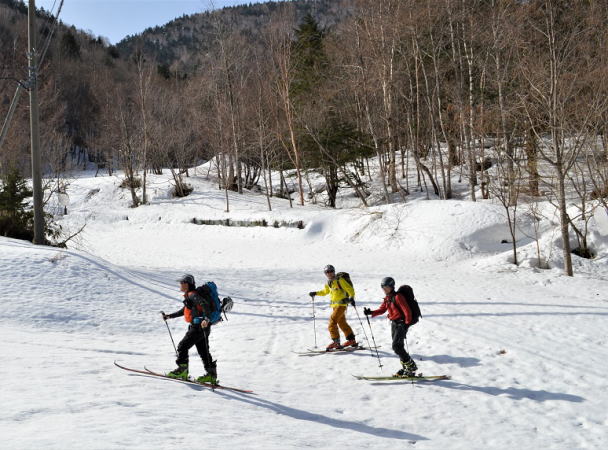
[1,169,607,449]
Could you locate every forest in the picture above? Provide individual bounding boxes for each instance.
[1,0,608,276]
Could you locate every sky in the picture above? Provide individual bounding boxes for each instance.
[36,0,266,44]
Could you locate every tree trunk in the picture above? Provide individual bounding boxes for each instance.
[557,168,573,276]
[325,166,339,208]
[525,128,540,196]
[464,39,477,202]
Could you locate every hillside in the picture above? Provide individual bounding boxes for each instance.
[116,0,354,72]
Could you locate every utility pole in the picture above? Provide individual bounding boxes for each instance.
[28,0,45,244]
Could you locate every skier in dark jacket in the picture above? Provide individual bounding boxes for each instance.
[161,274,218,383]
[364,276,418,377]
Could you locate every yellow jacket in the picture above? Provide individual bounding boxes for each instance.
[315,277,355,308]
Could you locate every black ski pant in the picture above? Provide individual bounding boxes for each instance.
[175,324,215,371]
[391,320,412,363]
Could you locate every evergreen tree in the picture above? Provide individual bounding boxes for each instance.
[61,30,81,59]
[291,14,373,206]
[291,14,327,98]
[157,63,172,80]
[0,169,34,240]
[302,115,372,207]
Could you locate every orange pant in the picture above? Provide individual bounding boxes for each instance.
[328,306,354,341]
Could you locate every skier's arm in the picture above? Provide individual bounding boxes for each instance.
[165,307,185,319]
[315,284,330,296]
[371,299,388,318]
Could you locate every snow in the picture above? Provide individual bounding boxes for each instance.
[1,167,608,449]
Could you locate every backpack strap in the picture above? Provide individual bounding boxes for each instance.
[335,277,344,293]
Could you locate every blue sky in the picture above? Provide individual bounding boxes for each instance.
[37,0,266,44]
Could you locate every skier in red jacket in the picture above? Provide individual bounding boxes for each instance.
[364,277,418,377]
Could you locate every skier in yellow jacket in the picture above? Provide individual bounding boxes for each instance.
[309,264,358,350]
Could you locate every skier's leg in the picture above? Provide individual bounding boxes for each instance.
[327,308,341,348]
[169,326,198,378]
[195,326,215,373]
[335,306,356,345]
[175,326,198,366]
[392,321,417,376]
[391,320,410,362]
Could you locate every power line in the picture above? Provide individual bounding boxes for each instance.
[0,1,65,152]
[39,0,65,70]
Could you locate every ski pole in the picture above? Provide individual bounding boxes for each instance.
[353,305,372,354]
[311,295,318,349]
[161,312,177,356]
[365,314,383,370]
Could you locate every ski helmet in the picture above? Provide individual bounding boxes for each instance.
[324,264,335,273]
[380,277,395,289]
[178,274,195,286]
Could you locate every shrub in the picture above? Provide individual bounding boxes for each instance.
[119,177,142,189]
[0,169,34,240]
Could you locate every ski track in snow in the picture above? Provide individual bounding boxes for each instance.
[1,168,608,449]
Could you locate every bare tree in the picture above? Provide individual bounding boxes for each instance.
[135,52,153,204]
[519,0,597,275]
[266,7,306,206]
[489,145,523,265]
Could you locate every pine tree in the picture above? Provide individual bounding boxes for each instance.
[291,14,327,99]
[0,169,34,240]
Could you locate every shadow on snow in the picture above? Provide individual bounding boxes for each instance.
[435,380,585,402]
[370,378,584,403]
[121,372,426,441]
[413,353,481,368]
[216,390,427,441]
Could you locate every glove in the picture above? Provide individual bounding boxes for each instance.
[363,307,372,316]
[349,298,356,307]
[160,311,167,321]
[309,291,317,298]
[192,317,203,325]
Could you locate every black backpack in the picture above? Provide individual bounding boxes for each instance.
[395,285,422,325]
[335,272,353,294]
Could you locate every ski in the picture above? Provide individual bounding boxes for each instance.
[353,374,450,382]
[143,367,255,394]
[114,361,254,394]
[294,346,378,356]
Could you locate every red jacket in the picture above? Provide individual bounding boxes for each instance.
[371,292,413,324]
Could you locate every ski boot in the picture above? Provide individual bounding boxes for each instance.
[197,367,218,385]
[326,339,343,351]
[343,333,358,348]
[394,359,417,378]
[167,364,189,380]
